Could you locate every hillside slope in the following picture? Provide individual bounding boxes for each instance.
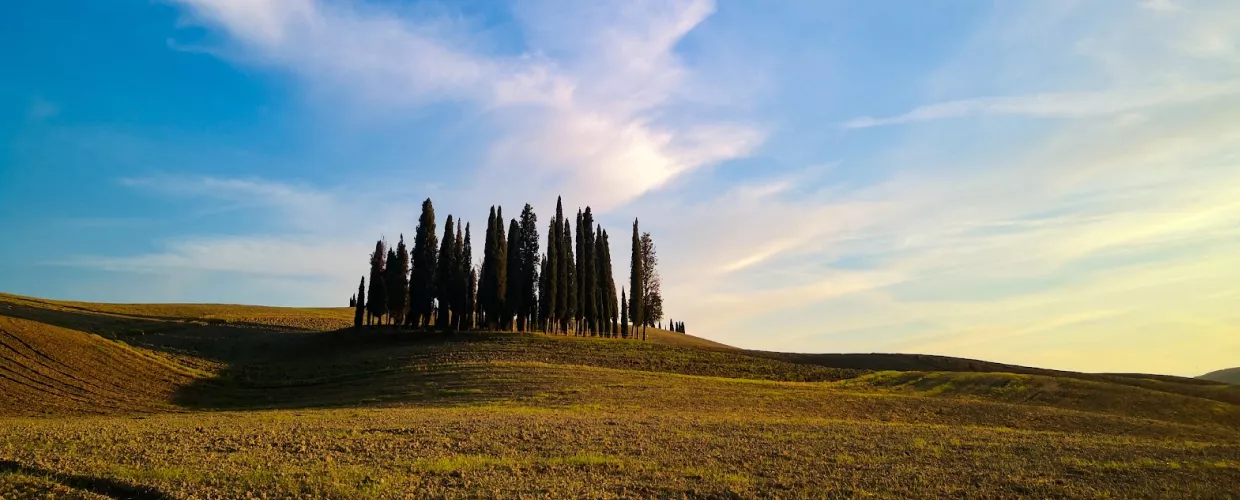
[0,316,207,416]
[2,292,1239,498]
[1201,367,1240,385]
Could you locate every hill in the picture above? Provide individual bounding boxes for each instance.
[1,292,1238,498]
[1200,367,1240,385]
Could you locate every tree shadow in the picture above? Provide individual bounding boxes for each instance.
[172,328,555,411]
[0,459,172,500]
[0,299,305,364]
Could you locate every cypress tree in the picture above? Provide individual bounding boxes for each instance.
[630,218,644,342]
[620,288,628,338]
[517,204,539,333]
[384,247,398,325]
[554,197,568,334]
[354,277,365,327]
[598,228,618,336]
[544,218,558,333]
[494,207,508,330]
[581,208,597,335]
[366,239,388,325]
[561,216,576,335]
[575,209,584,335]
[452,225,464,331]
[466,267,478,331]
[479,207,496,329]
[409,199,438,329]
[505,218,521,331]
[435,215,456,330]
[387,235,409,326]
[538,254,549,331]
[349,295,356,308]
[462,223,474,331]
[594,225,607,336]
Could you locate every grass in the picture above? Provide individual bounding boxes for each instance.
[2,292,1239,498]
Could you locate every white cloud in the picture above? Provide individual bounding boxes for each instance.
[171,0,760,208]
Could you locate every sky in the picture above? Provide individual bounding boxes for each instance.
[1,0,1238,377]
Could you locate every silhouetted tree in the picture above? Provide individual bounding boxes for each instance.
[580,208,597,335]
[630,219,645,341]
[620,288,628,338]
[354,277,365,327]
[479,207,497,329]
[517,204,539,332]
[461,223,474,330]
[349,295,356,308]
[383,247,398,325]
[466,267,478,330]
[538,254,549,331]
[366,239,388,325]
[409,199,437,329]
[544,217,558,333]
[451,224,465,331]
[554,197,568,334]
[494,207,508,329]
[596,227,618,336]
[386,235,409,326]
[574,209,585,335]
[640,232,663,329]
[561,216,576,335]
[505,218,521,330]
[435,215,456,330]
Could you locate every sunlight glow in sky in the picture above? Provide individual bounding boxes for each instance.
[1,0,1238,376]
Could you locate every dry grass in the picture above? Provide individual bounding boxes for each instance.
[2,292,1239,498]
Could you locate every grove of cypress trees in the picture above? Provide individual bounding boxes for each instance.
[435,215,456,330]
[630,218,644,342]
[366,239,388,326]
[505,218,521,331]
[354,277,365,327]
[409,199,437,329]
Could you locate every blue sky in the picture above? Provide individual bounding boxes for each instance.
[2,0,1238,376]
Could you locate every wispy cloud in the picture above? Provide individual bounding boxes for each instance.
[171,0,761,209]
[843,80,1240,128]
[27,96,59,120]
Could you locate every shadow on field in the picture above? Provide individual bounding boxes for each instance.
[173,328,555,411]
[0,300,305,364]
[0,459,172,500]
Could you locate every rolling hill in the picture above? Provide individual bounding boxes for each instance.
[1200,367,1240,385]
[1,292,1238,498]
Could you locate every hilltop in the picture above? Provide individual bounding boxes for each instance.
[1,292,1238,498]
[1201,367,1240,385]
